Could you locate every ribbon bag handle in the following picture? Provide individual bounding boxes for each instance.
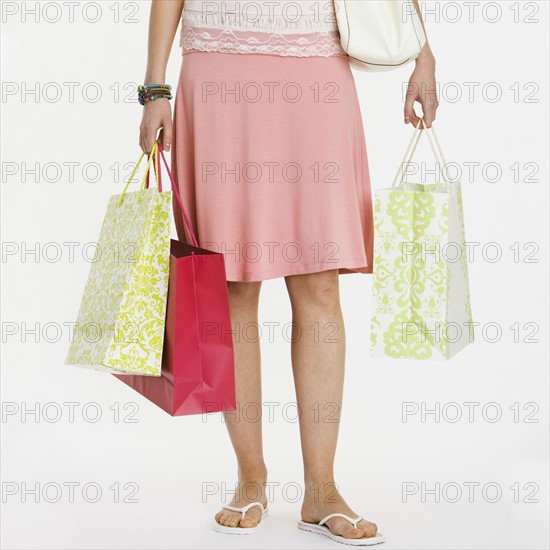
[118,141,161,206]
[390,118,454,194]
[145,147,162,191]
[390,118,423,188]
[157,143,200,248]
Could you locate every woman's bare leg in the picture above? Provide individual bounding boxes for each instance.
[214,281,268,528]
[285,269,378,540]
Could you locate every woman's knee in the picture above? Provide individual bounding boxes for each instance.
[285,270,340,310]
[227,281,262,306]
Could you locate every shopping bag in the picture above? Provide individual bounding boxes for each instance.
[65,142,171,375]
[114,145,237,416]
[370,119,474,360]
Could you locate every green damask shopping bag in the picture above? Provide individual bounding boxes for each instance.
[370,119,473,360]
[66,141,171,375]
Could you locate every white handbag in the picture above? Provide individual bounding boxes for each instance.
[334,0,427,71]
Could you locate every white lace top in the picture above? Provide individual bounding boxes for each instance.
[179,0,346,57]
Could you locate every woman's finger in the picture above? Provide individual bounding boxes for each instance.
[420,98,438,128]
[406,100,421,128]
[145,130,158,154]
[162,120,173,152]
[139,124,150,154]
[139,130,146,154]
[158,128,164,150]
[404,87,417,125]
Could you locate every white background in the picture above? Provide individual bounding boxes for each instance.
[1,1,549,549]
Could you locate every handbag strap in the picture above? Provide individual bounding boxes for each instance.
[157,144,200,248]
[391,117,453,193]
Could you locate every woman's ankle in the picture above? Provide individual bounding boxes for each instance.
[232,465,268,505]
[237,462,268,482]
[304,469,336,489]
[303,470,339,507]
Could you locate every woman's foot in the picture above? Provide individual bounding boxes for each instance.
[301,480,378,540]
[214,466,268,529]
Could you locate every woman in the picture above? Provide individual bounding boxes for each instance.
[139,0,438,544]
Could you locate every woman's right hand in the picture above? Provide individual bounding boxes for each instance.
[139,97,173,154]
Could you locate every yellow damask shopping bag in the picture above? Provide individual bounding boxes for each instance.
[66,141,171,375]
[370,119,474,360]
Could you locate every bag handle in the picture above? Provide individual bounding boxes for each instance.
[390,118,423,187]
[118,141,161,206]
[116,142,199,248]
[422,119,452,193]
[157,143,200,248]
[145,147,162,191]
[390,118,454,194]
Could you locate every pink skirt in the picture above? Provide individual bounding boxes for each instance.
[171,50,374,282]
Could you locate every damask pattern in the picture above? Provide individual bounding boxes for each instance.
[66,188,171,375]
[370,183,473,361]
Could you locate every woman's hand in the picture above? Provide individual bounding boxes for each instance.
[139,97,173,154]
[404,46,439,128]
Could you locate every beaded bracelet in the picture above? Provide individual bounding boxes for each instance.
[138,84,173,106]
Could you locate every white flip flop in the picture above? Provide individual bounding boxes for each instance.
[213,501,268,535]
[298,513,386,546]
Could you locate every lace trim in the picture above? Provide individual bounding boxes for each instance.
[180,26,346,57]
[182,6,339,33]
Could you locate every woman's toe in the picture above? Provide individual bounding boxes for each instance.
[348,527,367,539]
[216,506,265,529]
[359,521,378,538]
[368,522,379,537]
[338,522,365,539]
[240,516,258,528]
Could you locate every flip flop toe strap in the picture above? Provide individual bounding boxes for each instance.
[319,513,363,530]
[222,501,265,521]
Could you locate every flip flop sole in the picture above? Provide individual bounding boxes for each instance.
[298,520,386,546]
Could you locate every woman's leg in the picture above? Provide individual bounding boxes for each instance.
[285,270,378,540]
[215,281,268,528]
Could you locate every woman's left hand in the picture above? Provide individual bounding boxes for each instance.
[404,46,439,128]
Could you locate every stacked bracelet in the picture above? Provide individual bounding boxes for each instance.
[138,84,173,106]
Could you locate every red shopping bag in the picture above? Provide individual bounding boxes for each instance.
[114,145,236,416]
